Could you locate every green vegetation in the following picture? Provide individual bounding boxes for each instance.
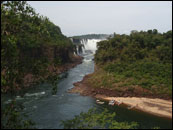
[103,61,172,96]
[61,108,161,129]
[1,1,76,93]
[61,108,138,129]
[1,1,172,129]
[1,100,35,129]
[1,1,78,129]
[87,29,172,98]
[71,34,110,40]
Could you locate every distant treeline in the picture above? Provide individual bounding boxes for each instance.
[71,34,111,40]
[95,30,172,64]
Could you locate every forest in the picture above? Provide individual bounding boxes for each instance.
[1,1,78,93]
[1,1,82,128]
[71,34,110,40]
[86,29,172,99]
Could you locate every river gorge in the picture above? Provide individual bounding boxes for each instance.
[1,39,172,129]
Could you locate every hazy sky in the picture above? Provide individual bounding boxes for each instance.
[27,1,172,36]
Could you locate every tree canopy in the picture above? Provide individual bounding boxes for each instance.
[87,29,172,99]
[1,1,76,92]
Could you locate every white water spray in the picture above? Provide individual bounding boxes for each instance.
[81,39,102,54]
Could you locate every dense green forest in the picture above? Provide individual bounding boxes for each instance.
[1,1,80,128]
[1,1,78,93]
[86,29,172,99]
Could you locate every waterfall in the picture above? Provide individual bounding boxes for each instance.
[80,39,102,54]
[72,37,103,55]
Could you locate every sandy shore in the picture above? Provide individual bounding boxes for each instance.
[69,74,172,119]
[95,94,172,119]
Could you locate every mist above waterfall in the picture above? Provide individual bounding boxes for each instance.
[81,39,102,54]
[70,34,108,55]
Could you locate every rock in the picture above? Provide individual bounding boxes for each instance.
[123,93,128,97]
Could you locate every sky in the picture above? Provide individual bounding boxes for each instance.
[27,1,172,37]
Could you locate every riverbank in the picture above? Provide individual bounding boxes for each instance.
[24,55,83,87]
[68,73,172,119]
[2,55,83,93]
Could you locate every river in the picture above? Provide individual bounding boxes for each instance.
[1,39,172,129]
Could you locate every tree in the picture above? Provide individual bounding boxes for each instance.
[153,29,158,34]
[1,1,75,92]
[61,108,138,129]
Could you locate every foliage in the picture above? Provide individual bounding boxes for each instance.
[104,60,172,96]
[61,108,138,129]
[1,100,35,129]
[1,1,75,93]
[95,30,172,64]
[71,34,110,40]
[91,29,172,98]
[1,1,75,128]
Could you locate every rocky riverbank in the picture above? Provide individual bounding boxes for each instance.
[24,55,83,87]
[68,73,172,119]
[2,55,83,93]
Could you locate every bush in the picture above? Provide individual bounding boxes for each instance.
[61,108,138,129]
